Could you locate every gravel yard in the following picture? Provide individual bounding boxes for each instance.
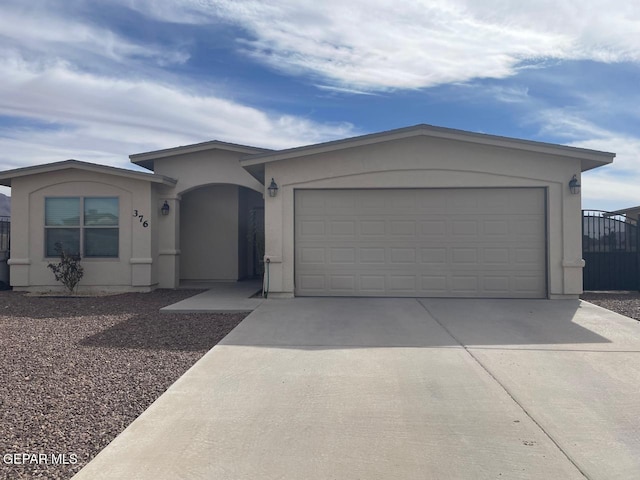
[0,289,247,480]
[580,291,640,321]
[1,289,637,480]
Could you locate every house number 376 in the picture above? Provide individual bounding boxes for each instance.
[133,210,149,228]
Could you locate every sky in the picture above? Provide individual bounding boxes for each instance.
[0,0,639,211]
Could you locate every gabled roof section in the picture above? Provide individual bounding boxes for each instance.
[608,205,640,216]
[130,140,273,171]
[0,159,177,187]
[240,124,615,172]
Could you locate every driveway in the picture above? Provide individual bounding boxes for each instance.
[72,298,640,480]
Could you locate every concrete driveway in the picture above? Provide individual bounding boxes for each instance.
[73,298,640,480]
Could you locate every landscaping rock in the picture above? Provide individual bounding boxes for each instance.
[0,289,247,480]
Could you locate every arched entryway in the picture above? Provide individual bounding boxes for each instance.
[179,184,263,284]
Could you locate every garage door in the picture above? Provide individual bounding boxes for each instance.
[294,188,546,298]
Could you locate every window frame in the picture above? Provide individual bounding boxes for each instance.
[44,196,120,259]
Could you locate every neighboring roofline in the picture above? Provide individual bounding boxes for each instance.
[130,140,273,170]
[240,124,615,172]
[607,205,640,215]
[0,160,177,187]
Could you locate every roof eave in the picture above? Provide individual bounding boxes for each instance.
[130,140,274,170]
[0,160,177,187]
[608,205,640,216]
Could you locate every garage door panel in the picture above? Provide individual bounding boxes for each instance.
[360,220,386,236]
[420,247,447,264]
[295,188,546,298]
[299,247,325,264]
[361,275,386,292]
[483,276,510,293]
[420,220,447,237]
[299,220,325,236]
[388,275,417,292]
[360,247,386,263]
[483,248,510,264]
[297,274,325,291]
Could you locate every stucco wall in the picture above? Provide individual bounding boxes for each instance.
[8,170,156,292]
[156,186,180,288]
[179,184,239,281]
[263,135,584,298]
[151,149,263,196]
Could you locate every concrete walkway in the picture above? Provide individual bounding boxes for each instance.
[160,280,263,313]
[72,298,640,480]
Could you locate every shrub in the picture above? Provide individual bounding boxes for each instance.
[47,242,84,294]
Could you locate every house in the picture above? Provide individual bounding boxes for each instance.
[606,205,640,224]
[0,124,615,298]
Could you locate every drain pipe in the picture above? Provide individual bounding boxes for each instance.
[263,257,270,298]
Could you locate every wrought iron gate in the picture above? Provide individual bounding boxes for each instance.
[582,210,640,290]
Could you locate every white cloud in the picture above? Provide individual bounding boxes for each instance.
[534,110,640,210]
[0,3,189,68]
[0,52,355,196]
[574,138,640,211]
[1,0,638,212]
[117,0,640,91]
[0,2,357,196]
[581,170,640,211]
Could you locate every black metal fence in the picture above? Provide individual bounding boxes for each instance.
[582,210,639,290]
[0,216,9,253]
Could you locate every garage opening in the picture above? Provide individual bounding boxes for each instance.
[294,188,547,298]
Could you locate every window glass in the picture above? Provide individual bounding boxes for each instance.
[84,198,119,226]
[45,228,80,256]
[84,228,119,257]
[45,198,80,226]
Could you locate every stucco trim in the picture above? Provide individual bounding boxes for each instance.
[272,167,567,189]
[563,259,586,267]
[7,258,30,265]
[130,258,154,264]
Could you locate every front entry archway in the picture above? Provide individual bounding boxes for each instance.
[179,184,263,284]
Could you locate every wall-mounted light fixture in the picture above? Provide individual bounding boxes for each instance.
[161,200,170,215]
[268,178,279,197]
[569,175,581,195]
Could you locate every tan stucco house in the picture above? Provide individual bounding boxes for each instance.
[0,124,615,298]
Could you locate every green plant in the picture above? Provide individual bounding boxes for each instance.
[47,242,84,294]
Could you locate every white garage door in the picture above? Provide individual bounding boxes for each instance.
[294,188,546,298]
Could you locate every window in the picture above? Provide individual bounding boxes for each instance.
[45,197,119,257]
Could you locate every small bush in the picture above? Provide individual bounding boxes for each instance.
[47,242,84,294]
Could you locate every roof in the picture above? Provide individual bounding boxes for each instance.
[130,140,273,171]
[0,160,177,187]
[607,205,640,216]
[240,124,615,172]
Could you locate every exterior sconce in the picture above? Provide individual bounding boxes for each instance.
[161,200,170,216]
[268,178,279,197]
[569,175,581,195]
